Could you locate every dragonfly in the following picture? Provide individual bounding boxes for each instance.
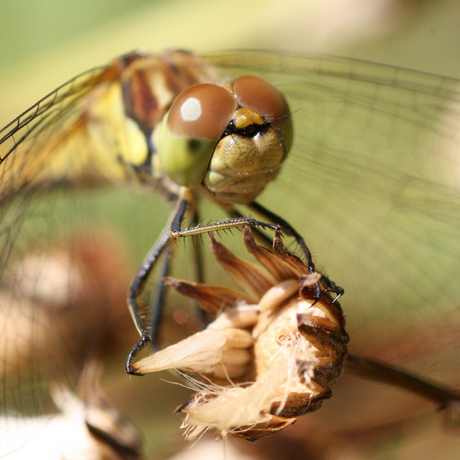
[1,49,460,457]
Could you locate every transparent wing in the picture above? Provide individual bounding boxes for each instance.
[2,49,460,457]
[203,50,460,455]
[0,60,151,455]
[206,49,460,406]
[0,64,107,159]
[0,60,139,201]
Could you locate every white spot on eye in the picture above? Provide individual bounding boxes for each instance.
[181,97,202,122]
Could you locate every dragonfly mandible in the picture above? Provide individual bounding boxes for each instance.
[1,49,460,456]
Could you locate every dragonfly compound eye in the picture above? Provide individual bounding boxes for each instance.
[234,76,289,120]
[156,84,237,187]
[233,75,293,151]
[204,76,294,204]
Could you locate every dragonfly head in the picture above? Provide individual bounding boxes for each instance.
[155,76,293,204]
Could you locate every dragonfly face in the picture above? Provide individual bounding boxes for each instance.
[1,49,460,457]
[156,75,293,204]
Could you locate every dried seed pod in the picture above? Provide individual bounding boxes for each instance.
[134,227,349,440]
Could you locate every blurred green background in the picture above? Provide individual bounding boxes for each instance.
[1,0,460,459]
[1,0,460,127]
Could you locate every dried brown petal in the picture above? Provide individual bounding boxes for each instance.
[210,233,275,300]
[243,227,300,281]
[164,277,251,314]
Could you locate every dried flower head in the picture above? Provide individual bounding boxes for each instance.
[135,227,349,440]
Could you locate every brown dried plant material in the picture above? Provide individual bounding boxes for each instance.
[134,227,349,440]
[2,362,143,460]
[0,230,136,379]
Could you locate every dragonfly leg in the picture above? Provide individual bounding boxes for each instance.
[126,337,152,375]
[319,275,344,302]
[189,207,209,326]
[247,201,344,302]
[126,191,194,375]
[126,227,172,375]
[126,244,174,374]
[148,244,174,346]
[170,202,280,239]
[248,201,315,267]
[226,207,275,247]
[230,204,343,302]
